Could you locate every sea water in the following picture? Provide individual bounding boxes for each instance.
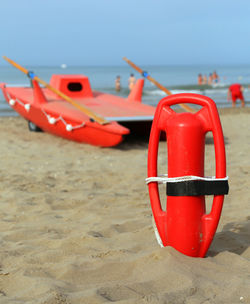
[0,64,250,116]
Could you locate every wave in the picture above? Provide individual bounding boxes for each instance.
[144,89,202,96]
[169,83,229,90]
[143,86,229,97]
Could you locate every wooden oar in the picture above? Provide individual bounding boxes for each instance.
[123,57,194,113]
[3,56,109,125]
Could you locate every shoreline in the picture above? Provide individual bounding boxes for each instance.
[0,104,249,118]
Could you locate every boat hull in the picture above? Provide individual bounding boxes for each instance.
[0,74,156,147]
[0,85,129,147]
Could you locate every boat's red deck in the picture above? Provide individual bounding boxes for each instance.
[7,87,155,122]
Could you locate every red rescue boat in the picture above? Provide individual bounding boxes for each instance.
[0,72,155,147]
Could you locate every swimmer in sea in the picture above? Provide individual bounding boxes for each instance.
[212,71,219,84]
[115,75,121,92]
[208,73,213,85]
[198,74,203,85]
[128,73,136,91]
[202,75,207,85]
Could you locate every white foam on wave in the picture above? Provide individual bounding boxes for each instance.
[204,89,228,95]
[170,89,201,94]
[145,90,166,96]
[145,89,202,96]
[211,83,228,88]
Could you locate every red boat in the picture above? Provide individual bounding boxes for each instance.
[0,74,155,147]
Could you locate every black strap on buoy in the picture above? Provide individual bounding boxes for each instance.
[166,179,229,196]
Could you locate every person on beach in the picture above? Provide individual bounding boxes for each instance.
[115,75,121,92]
[128,73,136,91]
[198,74,203,85]
[227,83,245,108]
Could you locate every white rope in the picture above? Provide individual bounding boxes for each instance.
[42,109,85,131]
[6,92,85,131]
[7,93,30,112]
[6,92,11,100]
[146,174,228,185]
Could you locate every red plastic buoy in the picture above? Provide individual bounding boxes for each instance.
[147,93,228,257]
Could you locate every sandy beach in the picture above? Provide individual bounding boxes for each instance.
[0,108,249,304]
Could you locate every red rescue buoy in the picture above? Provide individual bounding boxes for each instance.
[147,93,229,257]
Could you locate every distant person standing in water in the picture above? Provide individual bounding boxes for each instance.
[212,71,219,84]
[115,75,121,92]
[202,75,207,85]
[208,73,213,85]
[228,83,245,108]
[128,73,136,91]
[198,74,203,85]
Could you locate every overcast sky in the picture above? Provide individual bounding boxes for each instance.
[1,0,250,66]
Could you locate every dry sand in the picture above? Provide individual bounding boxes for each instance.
[0,108,249,304]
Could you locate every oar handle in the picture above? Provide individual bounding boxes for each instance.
[3,56,109,125]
